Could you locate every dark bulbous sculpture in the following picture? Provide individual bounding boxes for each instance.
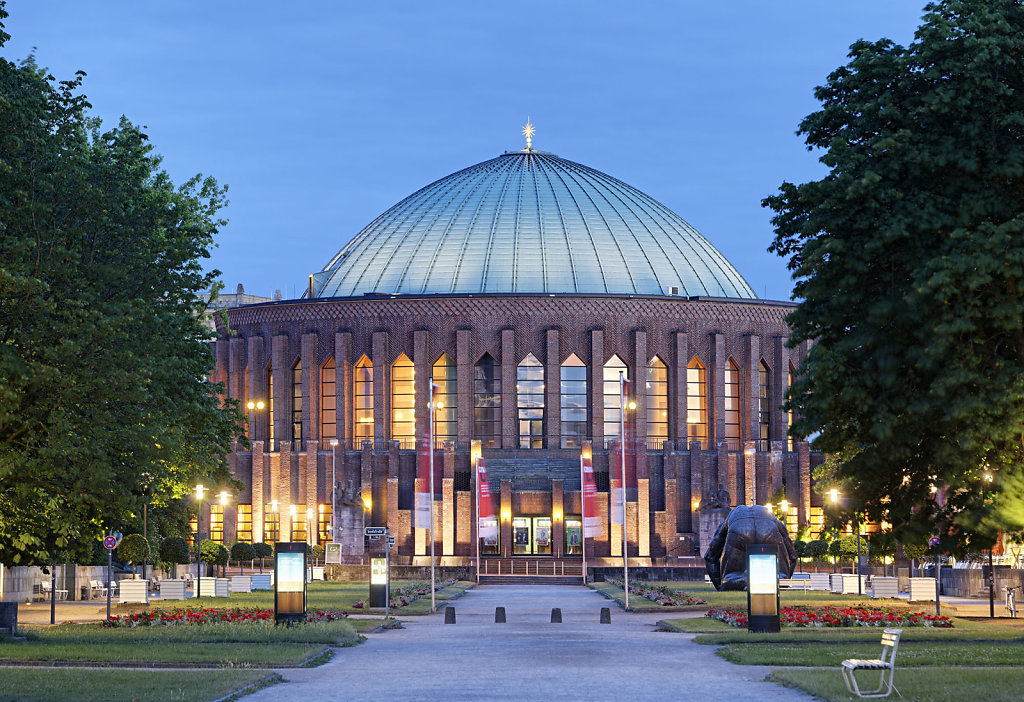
[703,504,797,591]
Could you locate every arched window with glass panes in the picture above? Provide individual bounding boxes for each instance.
[391,354,415,448]
[517,354,544,448]
[646,356,668,449]
[686,357,707,449]
[354,356,373,446]
[432,354,456,446]
[474,353,500,448]
[724,358,741,450]
[603,354,628,447]
[758,360,771,451]
[321,357,336,442]
[560,354,587,448]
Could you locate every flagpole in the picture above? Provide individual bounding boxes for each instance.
[475,451,481,584]
[620,371,629,611]
[580,453,587,585]
[429,375,436,614]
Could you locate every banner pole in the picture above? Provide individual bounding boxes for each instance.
[475,451,481,583]
[429,376,436,614]
[581,453,587,584]
[620,371,629,611]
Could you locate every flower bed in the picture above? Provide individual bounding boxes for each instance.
[706,605,953,629]
[104,607,347,627]
[604,577,707,606]
[351,578,459,609]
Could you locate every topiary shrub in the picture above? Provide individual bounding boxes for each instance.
[253,542,273,573]
[118,534,150,577]
[311,544,325,564]
[159,537,190,579]
[230,542,256,563]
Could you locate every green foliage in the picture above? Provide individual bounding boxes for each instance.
[793,540,807,559]
[0,10,244,566]
[311,544,325,563]
[200,539,228,567]
[230,542,256,562]
[836,534,868,561]
[253,543,273,559]
[805,539,829,560]
[117,534,150,566]
[158,537,190,566]
[903,541,929,561]
[764,0,1024,550]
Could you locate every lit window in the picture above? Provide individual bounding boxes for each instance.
[724,358,741,450]
[236,505,253,543]
[354,356,373,445]
[210,504,224,544]
[758,360,770,451]
[517,353,544,448]
[321,357,336,442]
[264,505,280,543]
[266,362,275,450]
[603,354,628,447]
[292,360,303,444]
[560,354,587,448]
[391,354,415,448]
[646,356,668,448]
[474,353,501,448]
[292,513,307,544]
[686,357,707,449]
[318,504,332,544]
[432,354,456,445]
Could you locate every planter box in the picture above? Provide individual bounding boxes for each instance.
[250,574,272,591]
[841,574,867,594]
[807,573,831,590]
[871,576,900,599]
[830,574,844,593]
[311,566,324,581]
[197,577,229,597]
[909,577,937,602]
[118,579,149,605]
[230,575,252,593]
[160,580,187,600]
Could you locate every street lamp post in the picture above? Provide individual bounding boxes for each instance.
[428,378,439,614]
[195,484,206,600]
[218,491,230,577]
[329,439,339,543]
[829,489,862,595]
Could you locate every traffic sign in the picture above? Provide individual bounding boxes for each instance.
[103,535,117,550]
[368,535,381,541]
[929,536,941,547]
[364,526,388,536]
[387,535,396,546]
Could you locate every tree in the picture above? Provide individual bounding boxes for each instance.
[253,543,273,573]
[0,4,243,566]
[199,539,228,577]
[117,534,150,577]
[159,537,190,579]
[805,539,830,564]
[764,0,1024,551]
[230,542,256,574]
[311,544,325,565]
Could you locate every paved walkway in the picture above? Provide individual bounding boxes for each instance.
[246,584,813,702]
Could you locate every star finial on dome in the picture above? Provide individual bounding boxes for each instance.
[522,117,535,151]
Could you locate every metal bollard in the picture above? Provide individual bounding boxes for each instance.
[550,607,562,623]
[445,606,456,624]
[600,607,611,624]
[495,606,506,623]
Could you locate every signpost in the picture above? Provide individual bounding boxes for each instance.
[930,536,942,616]
[274,543,307,625]
[366,527,391,619]
[103,531,122,621]
[324,543,342,565]
[747,544,780,633]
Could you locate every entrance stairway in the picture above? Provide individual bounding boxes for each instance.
[478,559,585,585]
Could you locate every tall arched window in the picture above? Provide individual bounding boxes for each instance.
[724,358,741,450]
[603,354,628,447]
[517,353,544,448]
[758,360,771,451]
[432,354,456,445]
[560,354,587,448]
[474,353,500,448]
[686,357,707,449]
[354,356,373,445]
[391,354,415,447]
[291,360,303,444]
[321,357,336,442]
[646,356,668,448]
[266,362,275,450]
[788,362,796,451]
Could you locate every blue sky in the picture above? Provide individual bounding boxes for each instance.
[4,1,925,301]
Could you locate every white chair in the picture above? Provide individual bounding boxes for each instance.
[841,628,902,698]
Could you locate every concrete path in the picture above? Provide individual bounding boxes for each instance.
[247,584,813,702]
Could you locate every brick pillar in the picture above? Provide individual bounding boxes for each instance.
[247,336,264,442]
[228,336,246,402]
[545,329,560,448]
[673,331,688,446]
[745,335,760,447]
[711,332,726,447]
[272,334,289,453]
[717,441,732,505]
[302,333,318,445]
[638,477,650,558]
[215,338,229,401]
[305,441,319,543]
[610,459,622,558]
[442,447,455,556]
[501,329,516,448]
[336,332,352,450]
[772,336,790,443]
[414,330,429,447]
[633,330,648,481]
[252,441,264,543]
[770,440,784,495]
[277,441,292,541]
[589,330,604,445]
[744,440,756,506]
[552,479,564,558]
[500,479,512,558]
[372,331,387,446]
[456,329,472,443]
[798,440,811,524]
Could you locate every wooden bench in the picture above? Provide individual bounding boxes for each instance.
[841,627,902,698]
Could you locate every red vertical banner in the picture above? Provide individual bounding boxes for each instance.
[582,454,599,537]
[415,436,431,530]
[622,378,637,490]
[477,457,498,544]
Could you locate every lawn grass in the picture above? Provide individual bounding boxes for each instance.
[0,669,277,702]
[770,667,1024,702]
[722,640,1024,667]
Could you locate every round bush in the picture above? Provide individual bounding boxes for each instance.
[230,542,256,562]
[159,537,190,566]
[253,542,273,559]
[118,534,150,566]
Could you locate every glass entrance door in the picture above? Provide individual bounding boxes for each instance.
[533,517,552,555]
[512,517,531,555]
[564,517,582,555]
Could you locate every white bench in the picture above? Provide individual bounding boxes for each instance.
[909,577,936,602]
[870,577,900,599]
[41,580,68,601]
[779,578,809,589]
[251,574,272,590]
[230,575,252,593]
[841,628,902,698]
[807,573,831,590]
[159,579,187,600]
[119,579,149,604]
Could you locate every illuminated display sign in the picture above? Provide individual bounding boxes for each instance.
[371,558,387,585]
[749,553,778,595]
[274,543,307,624]
[746,544,780,633]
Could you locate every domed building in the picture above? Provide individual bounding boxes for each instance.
[212,140,824,572]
